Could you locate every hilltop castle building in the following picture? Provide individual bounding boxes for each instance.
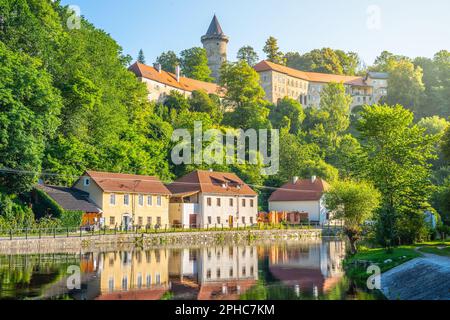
[129,14,388,109]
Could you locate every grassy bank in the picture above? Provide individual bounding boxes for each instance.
[416,241,450,257]
[344,246,421,287]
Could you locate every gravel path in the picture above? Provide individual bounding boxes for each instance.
[381,253,450,300]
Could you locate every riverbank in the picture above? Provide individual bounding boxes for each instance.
[0,228,325,254]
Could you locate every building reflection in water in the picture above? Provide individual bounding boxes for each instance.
[262,240,346,298]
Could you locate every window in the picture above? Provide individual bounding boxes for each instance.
[147,217,152,226]
[250,199,254,207]
[217,217,221,224]
[216,268,221,279]
[207,216,212,225]
[242,217,246,224]
[147,196,153,206]
[137,273,143,289]
[157,195,162,206]
[229,268,234,277]
[242,267,246,276]
[156,217,161,226]
[229,198,233,207]
[110,217,115,226]
[207,198,212,206]
[84,177,90,186]
[156,274,161,285]
[242,199,246,207]
[110,194,116,205]
[122,276,128,291]
[250,266,254,276]
[207,269,211,279]
[138,194,144,206]
[124,194,130,206]
[216,198,221,207]
[250,217,254,224]
[108,277,114,292]
[138,217,143,226]
[146,274,152,287]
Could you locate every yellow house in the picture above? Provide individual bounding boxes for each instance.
[73,171,171,228]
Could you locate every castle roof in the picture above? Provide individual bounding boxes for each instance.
[205,14,225,37]
[254,60,367,86]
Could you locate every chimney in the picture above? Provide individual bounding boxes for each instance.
[311,175,317,183]
[154,63,162,73]
[292,176,299,184]
[175,65,181,82]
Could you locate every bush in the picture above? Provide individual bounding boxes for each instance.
[60,210,83,228]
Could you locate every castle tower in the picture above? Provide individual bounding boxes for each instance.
[201,15,229,83]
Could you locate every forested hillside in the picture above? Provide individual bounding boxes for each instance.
[0,1,449,245]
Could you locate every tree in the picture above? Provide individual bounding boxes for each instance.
[237,46,259,67]
[356,104,438,245]
[137,49,146,64]
[263,37,285,65]
[386,60,425,113]
[219,60,266,108]
[325,180,381,254]
[179,47,212,82]
[286,49,361,75]
[417,116,449,136]
[443,126,450,162]
[189,90,223,123]
[269,97,305,134]
[0,43,62,194]
[156,50,179,73]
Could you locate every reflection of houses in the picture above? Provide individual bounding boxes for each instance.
[266,241,345,297]
[169,245,259,300]
[268,176,330,225]
[167,170,258,228]
[95,250,170,300]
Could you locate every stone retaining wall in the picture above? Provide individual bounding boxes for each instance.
[0,229,323,255]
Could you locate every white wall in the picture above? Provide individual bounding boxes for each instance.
[269,200,321,222]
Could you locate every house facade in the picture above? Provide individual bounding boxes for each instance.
[268,176,330,225]
[167,170,258,228]
[73,171,171,229]
[254,60,388,109]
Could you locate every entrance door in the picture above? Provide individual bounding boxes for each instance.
[189,214,197,229]
[122,215,131,230]
[229,215,234,228]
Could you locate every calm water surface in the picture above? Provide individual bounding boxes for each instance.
[0,239,382,300]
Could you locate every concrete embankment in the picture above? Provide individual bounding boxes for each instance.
[381,254,450,300]
[0,229,324,254]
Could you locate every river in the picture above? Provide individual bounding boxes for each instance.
[0,239,382,300]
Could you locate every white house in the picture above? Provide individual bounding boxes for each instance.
[167,170,258,228]
[268,176,330,225]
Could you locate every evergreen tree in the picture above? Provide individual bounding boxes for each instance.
[263,37,285,65]
[137,49,146,64]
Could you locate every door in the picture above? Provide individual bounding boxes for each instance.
[229,215,234,228]
[189,214,197,228]
[122,215,131,230]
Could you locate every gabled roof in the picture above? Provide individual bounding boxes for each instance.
[367,71,389,79]
[268,178,330,202]
[167,170,257,197]
[254,60,367,85]
[128,62,223,96]
[205,15,225,37]
[36,185,101,213]
[80,171,171,195]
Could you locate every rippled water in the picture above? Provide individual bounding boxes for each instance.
[0,239,382,300]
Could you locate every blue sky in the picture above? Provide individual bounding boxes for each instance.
[60,0,450,66]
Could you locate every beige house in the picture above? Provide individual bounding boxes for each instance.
[73,171,171,229]
[268,176,330,225]
[254,60,388,109]
[167,170,258,228]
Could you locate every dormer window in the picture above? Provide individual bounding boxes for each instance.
[84,177,90,187]
[222,183,227,188]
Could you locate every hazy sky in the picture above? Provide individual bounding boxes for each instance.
[60,0,450,66]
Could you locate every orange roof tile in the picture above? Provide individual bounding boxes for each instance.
[254,60,367,85]
[129,62,223,96]
[167,170,257,197]
[268,178,330,202]
[78,171,171,195]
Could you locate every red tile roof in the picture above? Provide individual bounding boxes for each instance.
[268,178,329,202]
[254,60,366,85]
[80,171,171,195]
[167,170,257,197]
[129,62,223,96]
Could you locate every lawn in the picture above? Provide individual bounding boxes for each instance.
[344,246,422,287]
[416,241,450,257]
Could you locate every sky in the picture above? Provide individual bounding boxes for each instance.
[60,0,450,67]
